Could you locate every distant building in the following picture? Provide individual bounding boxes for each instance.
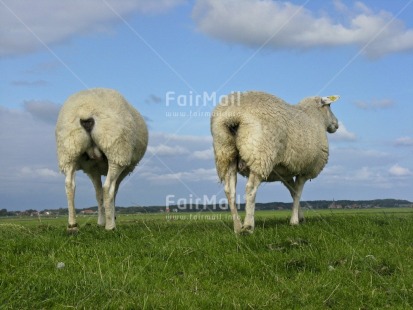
[328,202,343,209]
[80,210,96,215]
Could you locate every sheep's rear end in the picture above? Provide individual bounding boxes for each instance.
[55,88,148,232]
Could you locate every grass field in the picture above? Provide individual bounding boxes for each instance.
[1,208,413,309]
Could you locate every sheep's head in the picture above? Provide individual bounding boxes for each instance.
[321,95,339,133]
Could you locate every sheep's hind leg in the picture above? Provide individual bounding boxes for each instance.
[282,178,304,223]
[113,170,129,221]
[288,176,306,225]
[115,170,129,200]
[242,172,261,234]
[88,171,104,227]
[103,163,125,230]
[224,161,242,234]
[65,165,78,233]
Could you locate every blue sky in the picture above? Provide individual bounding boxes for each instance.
[1,0,412,211]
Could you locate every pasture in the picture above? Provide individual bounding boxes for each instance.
[1,208,413,309]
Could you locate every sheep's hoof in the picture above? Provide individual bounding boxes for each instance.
[240,225,254,235]
[67,223,79,234]
[105,225,116,231]
[290,220,300,226]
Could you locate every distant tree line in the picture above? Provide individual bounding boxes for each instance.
[168,199,413,212]
[1,199,412,217]
[0,209,15,216]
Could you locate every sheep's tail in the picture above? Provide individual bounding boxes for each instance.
[80,117,95,133]
[79,117,103,160]
[211,113,241,182]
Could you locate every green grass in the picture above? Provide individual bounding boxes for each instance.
[1,208,413,309]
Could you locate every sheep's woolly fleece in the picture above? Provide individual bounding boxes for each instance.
[55,88,148,174]
[211,91,338,182]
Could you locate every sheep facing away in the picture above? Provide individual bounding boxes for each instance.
[211,91,340,233]
[56,88,148,232]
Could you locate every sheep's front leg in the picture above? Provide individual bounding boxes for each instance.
[224,161,242,233]
[65,166,78,233]
[88,171,104,227]
[242,172,261,233]
[103,163,125,230]
[289,176,306,225]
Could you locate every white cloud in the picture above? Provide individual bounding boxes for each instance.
[324,147,395,188]
[330,147,390,167]
[147,144,189,156]
[0,0,185,57]
[143,132,217,184]
[23,100,61,124]
[395,136,413,147]
[353,99,395,110]
[329,121,356,142]
[191,167,218,182]
[18,166,60,179]
[192,0,413,58]
[353,166,374,181]
[0,106,59,180]
[333,0,348,14]
[320,164,392,189]
[142,167,218,184]
[191,148,214,160]
[389,164,412,177]
[150,132,212,144]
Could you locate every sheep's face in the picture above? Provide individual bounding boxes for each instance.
[320,96,339,134]
[323,105,339,133]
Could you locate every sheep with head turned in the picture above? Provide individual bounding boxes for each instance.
[211,91,340,234]
[55,88,148,232]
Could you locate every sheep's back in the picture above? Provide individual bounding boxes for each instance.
[212,91,329,180]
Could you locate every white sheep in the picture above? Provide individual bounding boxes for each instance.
[55,88,148,232]
[211,91,340,233]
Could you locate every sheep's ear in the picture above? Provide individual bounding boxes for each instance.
[321,95,340,105]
